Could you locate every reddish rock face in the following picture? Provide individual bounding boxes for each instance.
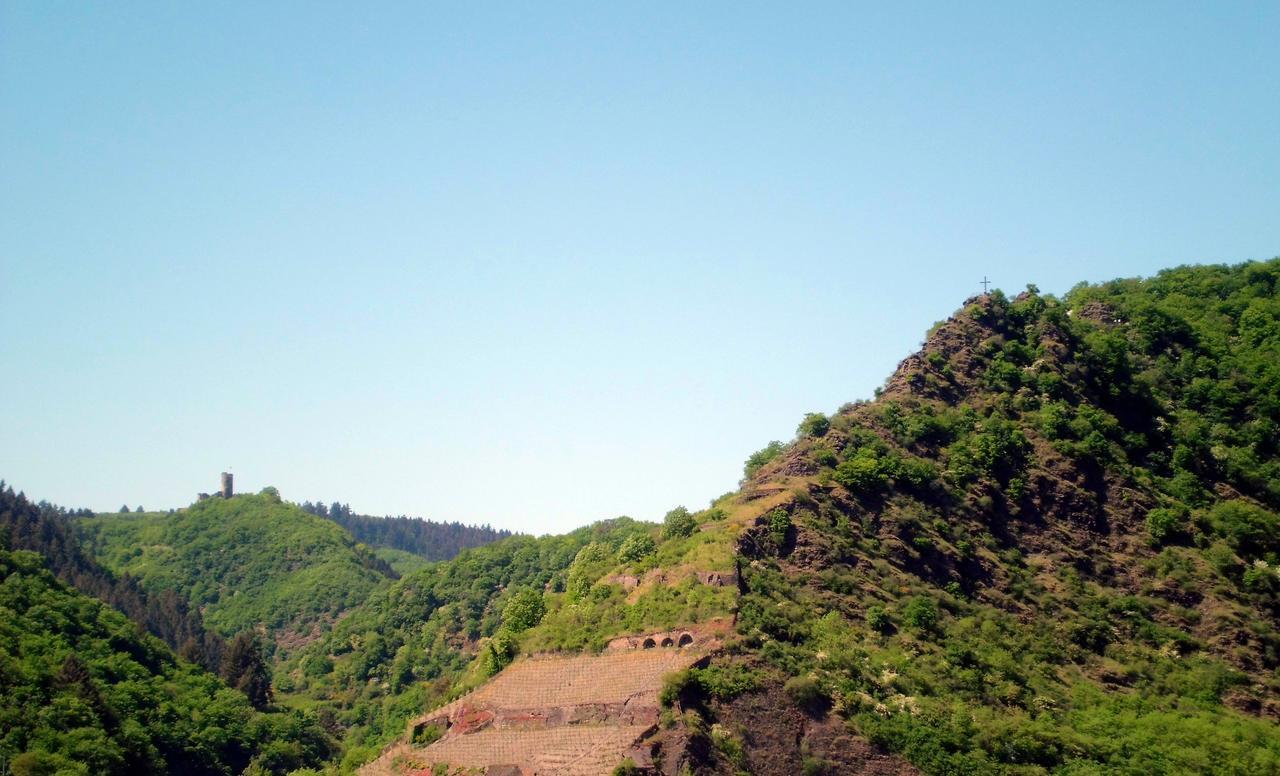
[453,709,495,735]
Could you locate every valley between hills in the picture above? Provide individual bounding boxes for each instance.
[4,258,1280,774]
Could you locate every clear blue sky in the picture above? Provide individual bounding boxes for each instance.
[2,2,1277,533]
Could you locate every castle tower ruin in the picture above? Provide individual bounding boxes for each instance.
[220,472,233,499]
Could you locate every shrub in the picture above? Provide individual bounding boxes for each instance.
[784,675,828,711]
[834,450,890,494]
[618,533,657,563]
[411,723,442,746]
[971,419,1030,479]
[1146,507,1187,545]
[798,412,831,438]
[662,507,697,539]
[479,629,518,676]
[694,664,763,700]
[612,759,642,776]
[866,605,891,634]
[902,596,939,631]
[767,508,792,546]
[501,588,546,632]
[897,457,939,490]
[659,669,697,708]
[812,446,839,467]
[1206,500,1279,559]
[710,723,747,768]
[566,542,613,600]
[744,441,786,480]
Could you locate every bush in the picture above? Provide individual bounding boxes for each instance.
[479,629,518,676]
[659,669,697,708]
[798,412,831,438]
[896,457,939,490]
[411,723,442,746]
[710,723,748,768]
[812,446,839,467]
[902,596,939,631]
[866,605,892,634]
[1206,500,1279,559]
[694,664,763,700]
[834,450,890,494]
[767,508,792,546]
[501,588,546,632]
[804,757,835,776]
[1146,507,1187,545]
[971,419,1030,479]
[618,533,657,563]
[612,759,642,776]
[744,441,787,480]
[662,507,697,539]
[784,675,828,711]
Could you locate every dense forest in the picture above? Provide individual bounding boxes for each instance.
[298,501,513,561]
[0,546,337,775]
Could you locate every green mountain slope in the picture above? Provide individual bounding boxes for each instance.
[78,493,396,653]
[0,547,336,775]
[684,258,1280,774]
[335,258,1280,775]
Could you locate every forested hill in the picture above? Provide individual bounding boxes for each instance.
[0,547,336,774]
[78,492,397,654]
[0,485,225,672]
[691,258,1280,773]
[298,501,513,561]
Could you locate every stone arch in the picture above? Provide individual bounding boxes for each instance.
[642,638,656,649]
[660,636,674,647]
[678,632,694,647]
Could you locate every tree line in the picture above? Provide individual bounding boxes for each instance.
[298,500,514,561]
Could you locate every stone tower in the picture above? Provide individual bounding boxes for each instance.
[220,472,233,499]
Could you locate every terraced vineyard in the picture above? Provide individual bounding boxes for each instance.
[362,634,720,775]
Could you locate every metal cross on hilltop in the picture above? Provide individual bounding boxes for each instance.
[981,276,991,295]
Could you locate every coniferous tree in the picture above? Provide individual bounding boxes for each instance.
[221,631,273,709]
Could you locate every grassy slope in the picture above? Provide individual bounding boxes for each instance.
[78,493,393,652]
[373,547,431,576]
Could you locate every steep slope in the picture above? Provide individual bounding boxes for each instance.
[673,258,1280,774]
[0,485,226,672]
[0,547,336,775]
[78,492,396,655]
[347,258,1280,775]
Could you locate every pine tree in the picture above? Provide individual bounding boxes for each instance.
[221,631,273,709]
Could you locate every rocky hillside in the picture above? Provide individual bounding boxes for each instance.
[352,259,1280,775]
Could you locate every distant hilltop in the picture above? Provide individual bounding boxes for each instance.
[197,471,234,501]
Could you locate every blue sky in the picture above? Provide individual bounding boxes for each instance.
[2,2,1277,533]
